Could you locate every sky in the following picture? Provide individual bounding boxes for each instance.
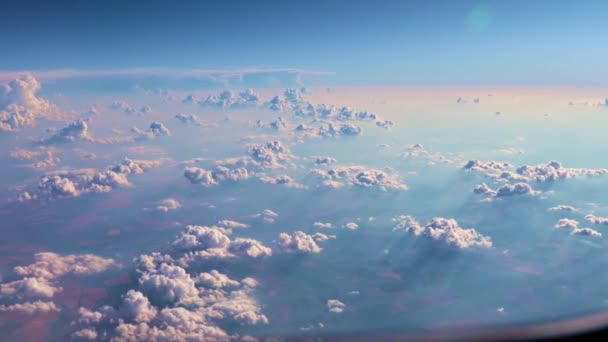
[3,0,608,86]
[5,2,608,341]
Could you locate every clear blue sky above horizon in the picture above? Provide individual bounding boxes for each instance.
[3,0,608,86]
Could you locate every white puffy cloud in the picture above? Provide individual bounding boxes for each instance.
[572,228,602,237]
[44,119,92,144]
[0,252,117,318]
[199,89,262,109]
[0,301,59,314]
[172,226,271,264]
[10,147,59,169]
[139,264,199,304]
[14,252,118,279]
[217,220,249,229]
[156,198,181,212]
[376,120,394,129]
[184,166,249,187]
[277,231,323,254]
[258,174,306,189]
[314,156,337,165]
[473,182,539,198]
[585,214,608,225]
[393,216,492,249]
[194,270,239,289]
[465,160,608,184]
[549,205,578,212]
[555,218,579,229]
[312,165,408,191]
[0,75,54,131]
[313,222,333,229]
[253,209,278,223]
[175,113,201,126]
[344,222,359,230]
[0,277,59,298]
[149,121,171,136]
[21,158,163,201]
[327,299,345,313]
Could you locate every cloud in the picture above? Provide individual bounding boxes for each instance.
[465,160,608,184]
[312,165,408,191]
[585,214,608,225]
[156,198,181,212]
[194,270,239,289]
[0,252,117,317]
[555,218,579,229]
[20,158,164,201]
[172,225,271,264]
[344,222,359,230]
[277,231,323,254]
[0,277,59,298]
[139,264,199,304]
[0,301,60,314]
[184,166,249,187]
[313,222,333,229]
[0,74,54,132]
[549,205,578,212]
[44,119,92,144]
[327,299,345,313]
[198,89,262,109]
[217,220,249,229]
[393,216,492,249]
[376,120,395,129]
[572,228,602,237]
[258,174,306,189]
[174,114,201,126]
[10,147,60,169]
[473,182,539,198]
[314,156,337,165]
[253,209,279,223]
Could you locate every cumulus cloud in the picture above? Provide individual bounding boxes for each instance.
[393,216,492,249]
[312,165,408,191]
[253,209,279,223]
[313,222,333,229]
[258,174,306,189]
[217,141,294,172]
[473,182,539,198]
[0,252,117,317]
[10,147,60,169]
[465,160,608,184]
[20,158,164,201]
[585,214,608,225]
[0,75,54,132]
[314,156,337,165]
[110,101,150,115]
[0,301,60,314]
[555,218,579,229]
[73,245,269,340]
[327,299,345,313]
[277,231,323,254]
[174,113,201,126]
[217,220,249,229]
[199,89,262,109]
[344,222,359,230]
[549,205,578,212]
[572,228,602,237]
[376,120,394,129]
[172,225,271,264]
[184,166,249,187]
[156,198,181,212]
[194,270,239,289]
[43,119,92,144]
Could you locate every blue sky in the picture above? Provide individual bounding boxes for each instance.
[3,0,608,85]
